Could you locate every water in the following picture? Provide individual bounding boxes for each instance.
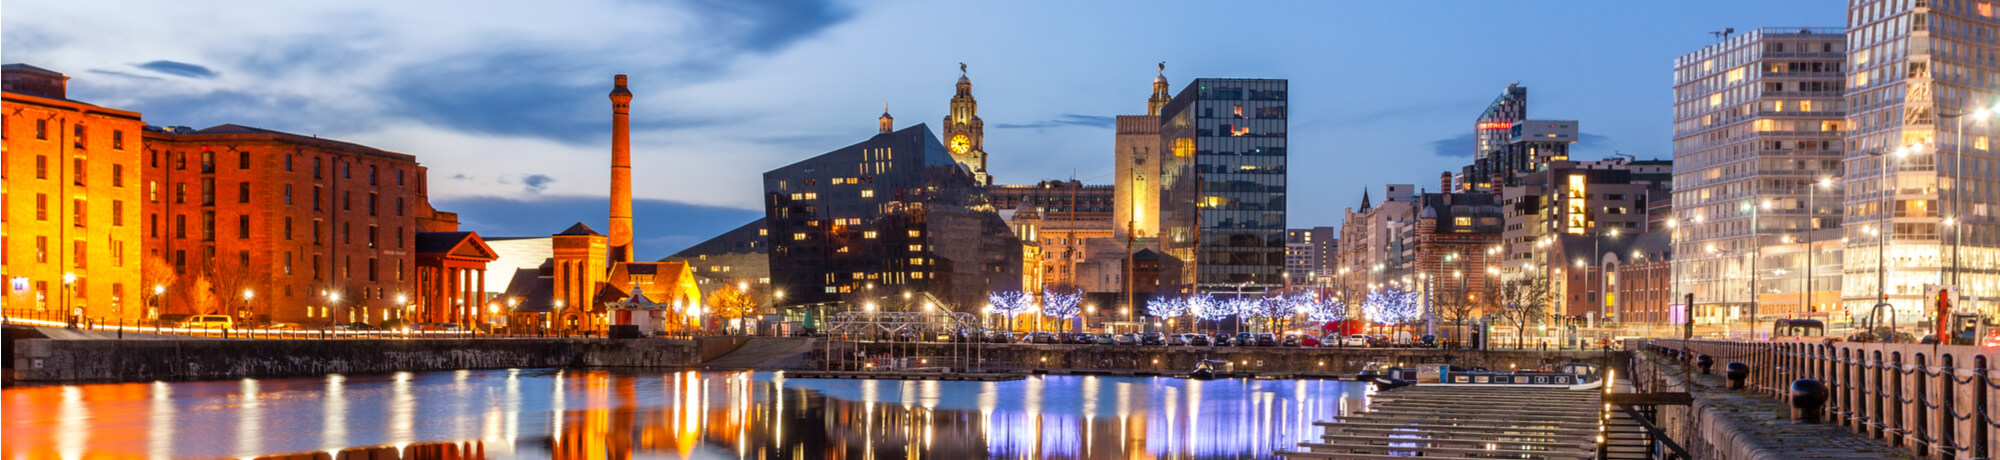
[2,369,1372,459]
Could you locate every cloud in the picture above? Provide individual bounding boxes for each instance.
[993,114,1115,129]
[522,174,554,193]
[1428,132,1475,157]
[134,60,217,79]
[85,69,163,81]
[431,195,762,260]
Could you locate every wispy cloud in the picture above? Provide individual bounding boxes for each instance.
[135,60,217,79]
[522,174,554,193]
[993,114,1115,129]
[1428,132,1474,157]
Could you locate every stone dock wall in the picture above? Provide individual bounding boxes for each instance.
[839,342,1629,374]
[1627,345,1912,460]
[10,337,700,383]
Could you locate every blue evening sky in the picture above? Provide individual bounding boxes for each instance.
[2,1,1841,259]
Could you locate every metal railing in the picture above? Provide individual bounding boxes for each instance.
[1635,338,1990,459]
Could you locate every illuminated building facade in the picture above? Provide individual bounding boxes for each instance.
[762,123,1021,310]
[1,64,147,321]
[1671,27,1847,326]
[941,66,990,186]
[1461,83,1528,192]
[1336,185,1414,297]
[141,124,458,325]
[1114,66,1174,238]
[989,180,1115,289]
[1158,78,1288,296]
[1841,1,2000,319]
[1501,160,1666,319]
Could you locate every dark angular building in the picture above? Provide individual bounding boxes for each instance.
[1157,78,1288,296]
[763,123,1021,312]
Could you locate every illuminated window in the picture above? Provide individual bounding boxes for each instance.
[860,189,874,198]
[1799,100,1813,112]
[1454,216,1471,226]
[1702,59,1714,72]
[864,231,878,239]
[1819,121,1841,132]
[790,193,802,200]
[908,230,921,237]
[804,192,817,200]
[1978,137,1990,150]
[1854,72,1870,86]
[1708,94,1722,107]
[1855,49,1870,66]
[1773,101,1784,112]
[1725,67,1745,83]
[908,244,922,251]
[1754,119,1775,131]
[793,233,807,240]
[758,229,768,236]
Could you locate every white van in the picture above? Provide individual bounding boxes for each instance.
[182,315,234,329]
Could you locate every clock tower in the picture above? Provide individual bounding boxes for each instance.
[942,63,989,185]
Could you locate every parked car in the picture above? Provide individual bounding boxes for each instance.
[1234,332,1256,346]
[1282,333,1318,347]
[1097,333,1117,345]
[1211,333,1234,346]
[1140,332,1166,346]
[1063,332,1095,345]
[1165,334,1188,346]
[1186,333,1212,346]
[1343,334,1372,347]
[985,331,1015,343]
[181,315,234,329]
[1025,331,1059,344]
[1113,333,1139,346]
[1255,333,1278,347]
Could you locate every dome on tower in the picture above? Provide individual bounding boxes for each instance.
[958,74,971,85]
[1154,73,1167,85]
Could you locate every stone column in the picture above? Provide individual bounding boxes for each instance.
[477,268,486,324]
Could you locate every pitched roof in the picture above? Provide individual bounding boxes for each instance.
[1,63,62,75]
[501,268,554,313]
[556,222,602,236]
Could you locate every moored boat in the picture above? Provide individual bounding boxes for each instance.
[1373,362,1601,391]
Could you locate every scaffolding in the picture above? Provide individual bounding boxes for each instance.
[824,310,984,339]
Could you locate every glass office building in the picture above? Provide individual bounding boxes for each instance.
[1158,78,1288,296]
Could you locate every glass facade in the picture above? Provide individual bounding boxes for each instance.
[762,124,1021,311]
[1159,78,1288,296]
[1671,28,1848,326]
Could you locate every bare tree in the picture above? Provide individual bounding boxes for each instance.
[1498,278,1550,349]
[1434,289,1478,346]
[140,253,179,318]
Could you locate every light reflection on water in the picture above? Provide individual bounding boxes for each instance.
[2,369,1371,459]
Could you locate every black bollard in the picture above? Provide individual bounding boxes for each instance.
[1725,361,1750,389]
[1696,354,1714,374]
[1790,378,1830,423]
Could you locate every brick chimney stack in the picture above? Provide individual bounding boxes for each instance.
[609,75,634,264]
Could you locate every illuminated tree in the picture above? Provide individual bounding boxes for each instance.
[1498,278,1551,348]
[987,290,1033,331]
[140,253,179,317]
[1366,286,1422,326]
[1247,294,1294,332]
[1306,293,1347,324]
[710,284,758,335]
[1146,296,1189,332]
[1040,286,1083,333]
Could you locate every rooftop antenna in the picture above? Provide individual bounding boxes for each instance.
[1710,28,1735,40]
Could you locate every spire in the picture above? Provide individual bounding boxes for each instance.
[1148,61,1171,116]
[1359,188,1373,212]
[878,103,893,134]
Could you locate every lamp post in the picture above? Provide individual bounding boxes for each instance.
[241,289,255,326]
[329,291,343,326]
[1805,178,1831,321]
[1741,200,1771,339]
[1950,109,1991,295]
[61,273,77,327]
[151,284,166,324]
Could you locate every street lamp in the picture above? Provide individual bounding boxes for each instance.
[329,291,343,325]
[151,284,166,322]
[61,272,77,325]
[242,289,255,325]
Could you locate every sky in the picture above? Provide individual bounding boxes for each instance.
[2,0,1844,260]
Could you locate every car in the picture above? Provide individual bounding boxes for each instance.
[181,315,235,329]
[1212,333,1234,346]
[1165,334,1188,346]
[1062,332,1093,344]
[1114,333,1139,346]
[1298,335,1320,347]
[1234,332,1256,346]
[331,322,377,331]
[1343,334,1372,347]
[1140,332,1166,346]
[1185,333,1211,346]
[1097,333,1116,345]
[1255,333,1278,347]
[984,331,1015,343]
[1281,334,1305,347]
[1025,331,1059,344]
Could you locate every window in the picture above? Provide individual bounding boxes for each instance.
[175,214,186,238]
[175,250,185,274]
[343,191,350,211]
[239,151,250,169]
[860,189,874,198]
[34,119,46,139]
[112,164,123,187]
[238,215,250,239]
[368,165,377,185]
[111,200,123,226]
[175,183,187,204]
[35,194,47,220]
[313,158,322,178]
[397,226,405,249]
[176,152,186,170]
[201,211,214,241]
[313,186,322,211]
[283,184,293,205]
[283,251,293,275]
[396,169,404,186]
[368,258,378,281]
[907,230,921,237]
[149,213,158,237]
[200,178,213,205]
[72,199,85,227]
[343,222,350,244]
[368,192,377,216]
[73,125,86,148]
[313,222,322,245]
[238,182,250,203]
[200,151,212,173]
[396,197,404,216]
[1708,93,1722,107]
[284,155,293,172]
[111,240,124,267]
[34,236,47,263]
[367,225,377,248]
[863,231,878,239]
[73,241,86,269]
[72,157,84,185]
[35,155,46,179]
[793,233,807,240]
[284,217,293,240]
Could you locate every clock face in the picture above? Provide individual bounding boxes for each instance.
[950,134,970,154]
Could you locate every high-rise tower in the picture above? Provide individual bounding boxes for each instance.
[942,63,990,185]
[1147,62,1171,116]
[609,75,634,263]
[1117,64,1167,238]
